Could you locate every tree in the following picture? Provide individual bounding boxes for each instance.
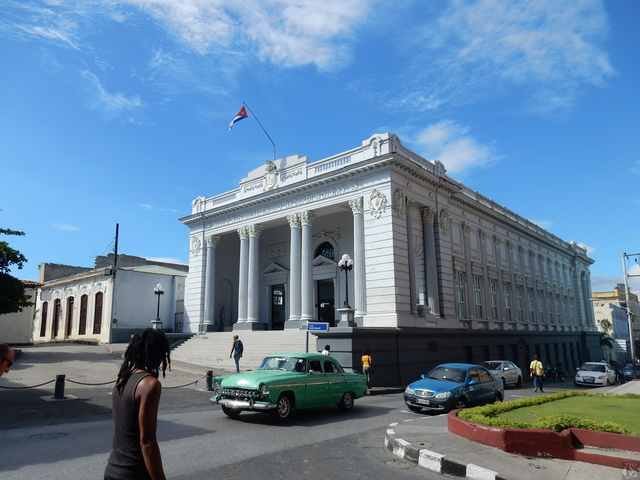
[0,228,30,314]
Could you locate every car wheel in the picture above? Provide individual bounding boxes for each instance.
[339,392,355,411]
[516,376,522,388]
[221,406,241,419]
[502,378,507,390]
[495,391,503,402]
[454,397,468,410]
[274,394,294,420]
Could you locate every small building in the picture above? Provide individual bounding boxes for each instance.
[33,255,187,344]
[592,284,639,360]
[0,280,40,344]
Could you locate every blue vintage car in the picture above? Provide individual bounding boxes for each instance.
[404,363,504,413]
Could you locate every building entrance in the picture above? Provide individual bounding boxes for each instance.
[317,279,335,326]
[271,284,285,330]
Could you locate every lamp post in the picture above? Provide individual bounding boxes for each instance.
[338,254,353,308]
[153,283,164,330]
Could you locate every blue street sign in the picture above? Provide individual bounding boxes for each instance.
[307,322,330,332]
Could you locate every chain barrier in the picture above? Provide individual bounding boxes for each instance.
[66,378,117,386]
[1,374,207,391]
[0,379,56,390]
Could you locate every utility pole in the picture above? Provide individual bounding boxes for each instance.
[622,252,639,364]
[108,223,119,344]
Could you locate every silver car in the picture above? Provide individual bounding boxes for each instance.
[483,360,523,388]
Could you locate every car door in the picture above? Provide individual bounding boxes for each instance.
[323,359,344,404]
[505,362,517,384]
[306,359,328,407]
[465,368,484,404]
[477,368,496,403]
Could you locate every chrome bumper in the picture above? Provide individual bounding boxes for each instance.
[216,398,277,411]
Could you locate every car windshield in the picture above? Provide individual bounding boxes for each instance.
[483,362,502,370]
[579,363,606,372]
[258,356,306,372]
[426,366,466,383]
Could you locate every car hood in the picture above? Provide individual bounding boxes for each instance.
[220,370,302,389]
[576,370,605,376]
[408,377,463,393]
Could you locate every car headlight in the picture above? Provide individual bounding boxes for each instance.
[434,391,451,400]
[259,384,269,395]
[405,386,415,395]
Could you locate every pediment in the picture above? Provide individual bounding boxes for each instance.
[312,255,337,267]
[263,262,288,275]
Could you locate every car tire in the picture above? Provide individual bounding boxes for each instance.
[502,378,507,390]
[221,406,241,419]
[339,392,355,411]
[516,376,522,388]
[495,391,503,402]
[274,393,294,421]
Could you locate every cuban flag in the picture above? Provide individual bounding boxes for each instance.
[228,105,248,130]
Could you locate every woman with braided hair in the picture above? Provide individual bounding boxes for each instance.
[104,328,170,480]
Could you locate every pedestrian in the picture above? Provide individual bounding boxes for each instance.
[321,345,331,356]
[0,344,14,377]
[104,328,170,480]
[361,351,373,388]
[230,335,243,373]
[529,354,544,393]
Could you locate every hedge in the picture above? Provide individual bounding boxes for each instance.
[457,391,635,435]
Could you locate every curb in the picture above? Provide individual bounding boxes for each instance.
[384,422,507,480]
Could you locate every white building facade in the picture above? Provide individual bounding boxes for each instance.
[180,133,601,384]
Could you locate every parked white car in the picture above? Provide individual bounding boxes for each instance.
[483,360,523,388]
[574,362,617,387]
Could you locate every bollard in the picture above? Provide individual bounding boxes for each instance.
[206,370,213,391]
[54,374,65,400]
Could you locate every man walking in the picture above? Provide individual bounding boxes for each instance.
[361,351,373,388]
[230,335,244,373]
[529,354,544,393]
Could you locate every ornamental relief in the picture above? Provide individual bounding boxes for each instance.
[439,209,450,234]
[392,189,405,216]
[369,189,388,219]
[190,236,202,255]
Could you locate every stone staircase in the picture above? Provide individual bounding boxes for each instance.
[171,330,312,371]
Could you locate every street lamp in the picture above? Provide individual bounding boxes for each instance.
[338,254,353,308]
[153,282,164,330]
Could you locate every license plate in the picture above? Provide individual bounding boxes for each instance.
[584,377,594,383]
[417,399,431,405]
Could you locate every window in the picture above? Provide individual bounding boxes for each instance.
[52,299,61,337]
[477,369,492,383]
[309,360,322,373]
[528,288,536,322]
[516,286,525,322]
[40,301,48,337]
[93,292,103,334]
[504,283,512,321]
[323,361,335,373]
[538,289,545,322]
[65,297,74,337]
[489,279,498,320]
[473,275,484,319]
[314,242,335,260]
[78,295,88,335]
[455,271,467,320]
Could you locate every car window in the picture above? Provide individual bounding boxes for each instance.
[477,369,492,383]
[294,359,307,373]
[467,369,481,383]
[428,366,466,383]
[483,361,502,370]
[580,363,606,372]
[309,360,323,373]
[323,361,335,373]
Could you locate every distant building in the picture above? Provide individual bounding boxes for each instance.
[33,255,188,344]
[0,280,40,344]
[592,283,640,358]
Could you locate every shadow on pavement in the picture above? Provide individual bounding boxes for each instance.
[10,349,121,371]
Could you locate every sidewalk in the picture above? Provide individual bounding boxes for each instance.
[606,380,640,395]
[385,415,623,480]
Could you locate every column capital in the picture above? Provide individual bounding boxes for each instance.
[237,226,249,239]
[421,205,435,223]
[287,214,301,229]
[246,224,261,238]
[206,235,219,248]
[299,210,313,226]
[349,197,364,215]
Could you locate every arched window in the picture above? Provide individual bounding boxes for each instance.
[65,297,74,337]
[40,301,48,337]
[314,242,335,260]
[93,292,103,334]
[52,299,61,337]
[78,295,88,335]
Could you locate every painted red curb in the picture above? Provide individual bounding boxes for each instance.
[448,410,640,470]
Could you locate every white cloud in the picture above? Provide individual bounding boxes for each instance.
[52,223,80,232]
[391,0,614,113]
[577,242,596,256]
[531,219,553,230]
[138,203,153,210]
[82,70,143,113]
[411,120,495,174]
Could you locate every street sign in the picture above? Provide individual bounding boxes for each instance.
[307,322,330,333]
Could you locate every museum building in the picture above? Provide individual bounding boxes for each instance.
[177,133,602,385]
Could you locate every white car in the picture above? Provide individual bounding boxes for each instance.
[483,360,523,388]
[574,362,617,387]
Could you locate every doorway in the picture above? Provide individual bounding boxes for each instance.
[316,279,335,326]
[271,284,286,330]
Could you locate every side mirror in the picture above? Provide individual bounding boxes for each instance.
[420,374,426,379]
[467,379,478,386]
[503,367,510,371]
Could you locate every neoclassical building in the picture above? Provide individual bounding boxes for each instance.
[179,133,601,383]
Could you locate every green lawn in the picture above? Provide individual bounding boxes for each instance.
[498,395,640,435]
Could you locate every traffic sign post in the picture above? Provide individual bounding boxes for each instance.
[306,322,330,352]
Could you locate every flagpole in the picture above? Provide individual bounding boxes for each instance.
[242,101,277,161]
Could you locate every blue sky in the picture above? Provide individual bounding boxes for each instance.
[1,0,639,290]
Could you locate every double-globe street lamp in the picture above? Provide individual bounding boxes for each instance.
[338,253,353,308]
[152,282,164,330]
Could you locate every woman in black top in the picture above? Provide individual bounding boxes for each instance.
[105,329,170,480]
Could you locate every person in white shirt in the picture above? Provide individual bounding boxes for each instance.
[321,345,331,356]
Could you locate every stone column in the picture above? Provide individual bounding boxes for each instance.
[349,197,366,320]
[236,227,249,324]
[287,214,302,326]
[246,225,260,324]
[203,235,218,331]
[300,211,313,325]
[575,268,586,328]
[422,207,441,316]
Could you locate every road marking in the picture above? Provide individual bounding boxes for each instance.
[467,463,499,480]
[418,449,444,473]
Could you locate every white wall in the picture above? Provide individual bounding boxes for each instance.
[0,286,36,344]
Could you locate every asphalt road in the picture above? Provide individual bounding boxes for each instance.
[0,382,571,480]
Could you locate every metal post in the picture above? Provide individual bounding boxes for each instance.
[344,269,349,307]
[206,370,213,391]
[622,253,636,364]
[305,330,309,353]
[54,374,65,400]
